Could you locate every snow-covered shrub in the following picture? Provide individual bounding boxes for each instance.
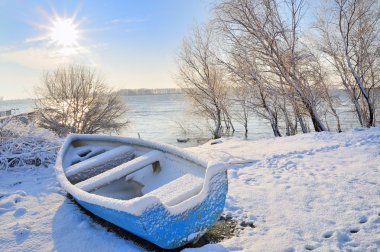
[0,117,61,170]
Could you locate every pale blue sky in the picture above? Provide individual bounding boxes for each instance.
[0,0,211,99]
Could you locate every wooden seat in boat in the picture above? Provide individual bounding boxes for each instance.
[66,146,134,177]
[76,150,164,192]
[145,173,203,206]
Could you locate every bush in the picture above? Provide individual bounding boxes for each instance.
[0,118,60,170]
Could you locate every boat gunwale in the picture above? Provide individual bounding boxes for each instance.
[55,134,226,216]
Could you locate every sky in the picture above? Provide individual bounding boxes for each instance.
[0,0,211,99]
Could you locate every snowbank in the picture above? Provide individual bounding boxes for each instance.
[0,127,379,251]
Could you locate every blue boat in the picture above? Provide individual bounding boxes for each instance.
[55,134,228,249]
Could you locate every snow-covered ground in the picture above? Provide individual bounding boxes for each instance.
[0,128,379,251]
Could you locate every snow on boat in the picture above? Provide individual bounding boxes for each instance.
[55,134,228,249]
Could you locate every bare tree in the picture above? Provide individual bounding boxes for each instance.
[308,49,343,132]
[277,79,299,135]
[175,24,230,139]
[316,0,380,127]
[216,32,283,137]
[215,0,328,132]
[35,65,129,136]
[232,84,251,138]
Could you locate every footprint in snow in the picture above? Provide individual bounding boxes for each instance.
[0,191,26,215]
[349,228,360,234]
[0,200,16,215]
[358,216,368,224]
[0,200,15,209]
[336,231,351,243]
[304,243,320,251]
[283,248,295,252]
[13,224,31,244]
[13,207,27,218]
[14,196,24,204]
[322,230,334,239]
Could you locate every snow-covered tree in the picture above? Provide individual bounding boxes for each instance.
[316,0,380,127]
[214,0,328,132]
[35,65,129,136]
[175,24,231,139]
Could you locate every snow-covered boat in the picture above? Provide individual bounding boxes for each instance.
[55,134,228,249]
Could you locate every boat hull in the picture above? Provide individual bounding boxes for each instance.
[76,171,227,249]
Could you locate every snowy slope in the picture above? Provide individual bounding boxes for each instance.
[0,167,144,252]
[186,128,380,252]
[0,128,379,251]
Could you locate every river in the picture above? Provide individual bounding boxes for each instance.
[0,93,376,147]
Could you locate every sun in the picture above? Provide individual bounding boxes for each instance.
[50,18,79,47]
[30,8,88,57]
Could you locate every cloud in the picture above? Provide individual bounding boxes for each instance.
[0,45,17,52]
[0,46,94,70]
[24,35,49,43]
[108,17,147,25]
[102,17,147,33]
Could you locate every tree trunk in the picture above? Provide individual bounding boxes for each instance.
[213,108,222,139]
[330,107,342,133]
[303,99,327,132]
[244,121,248,139]
[309,111,326,132]
[351,92,365,127]
[293,104,308,133]
[270,118,282,137]
[229,117,235,133]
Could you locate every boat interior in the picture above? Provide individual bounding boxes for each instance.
[62,140,206,206]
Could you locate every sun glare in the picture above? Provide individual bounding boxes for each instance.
[50,18,78,47]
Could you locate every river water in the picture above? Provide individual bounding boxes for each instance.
[0,93,375,147]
